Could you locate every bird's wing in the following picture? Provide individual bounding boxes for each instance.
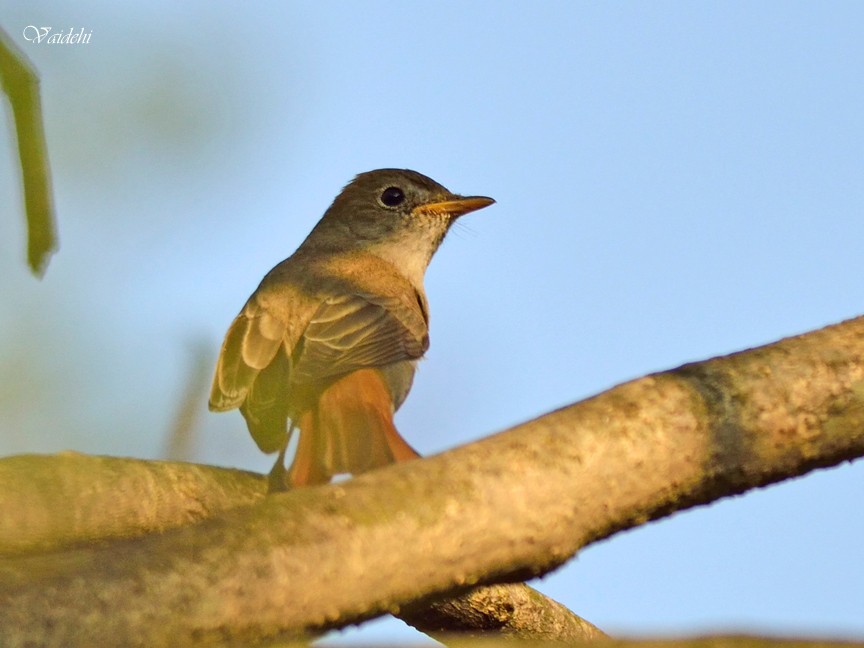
[209,286,428,454]
[291,292,429,386]
[209,296,287,412]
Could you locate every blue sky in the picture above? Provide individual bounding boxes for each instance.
[1,1,863,643]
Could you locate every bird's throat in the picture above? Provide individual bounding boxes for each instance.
[366,230,442,292]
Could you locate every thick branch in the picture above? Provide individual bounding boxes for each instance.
[0,454,265,556]
[1,316,863,646]
[0,454,597,642]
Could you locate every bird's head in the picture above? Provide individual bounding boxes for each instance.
[302,169,494,282]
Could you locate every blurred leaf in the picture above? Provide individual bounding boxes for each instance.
[163,340,212,461]
[0,25,58,277]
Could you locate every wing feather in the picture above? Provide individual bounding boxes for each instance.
[209,298,285,411]
[292,293,428,385]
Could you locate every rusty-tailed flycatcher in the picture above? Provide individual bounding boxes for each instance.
[209,169,494,491]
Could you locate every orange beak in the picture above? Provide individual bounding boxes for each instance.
[412,195,495,218]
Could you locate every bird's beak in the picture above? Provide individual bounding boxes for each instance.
[412,195,495,219]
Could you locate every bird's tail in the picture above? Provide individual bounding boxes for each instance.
[284,368,419,488]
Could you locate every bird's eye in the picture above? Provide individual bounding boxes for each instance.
[379,187,405,207]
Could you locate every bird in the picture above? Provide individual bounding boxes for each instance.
[209,169,494,491]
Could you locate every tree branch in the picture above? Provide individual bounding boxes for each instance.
[1,316,863,646]
[0,454,265,556]
[401,582,606,642]
[0,454,603,643]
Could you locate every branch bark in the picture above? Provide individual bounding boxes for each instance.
[0,454,265,556]
[0,454,601,642]
[401,582,605,642]
[1,316,863,647]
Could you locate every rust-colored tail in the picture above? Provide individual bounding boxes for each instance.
[283,368,420,488]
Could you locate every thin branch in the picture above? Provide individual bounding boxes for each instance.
[1,316,863,646]
[432,638,864,648]
[401,582,607,642]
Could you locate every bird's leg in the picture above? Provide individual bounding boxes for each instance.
[285,411,331,488]
[267,443,289,494]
